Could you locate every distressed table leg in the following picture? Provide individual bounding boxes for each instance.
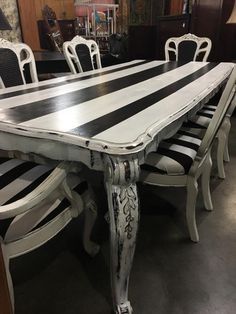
[105,156,140,314]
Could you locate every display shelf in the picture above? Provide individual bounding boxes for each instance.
[74,2,119,53]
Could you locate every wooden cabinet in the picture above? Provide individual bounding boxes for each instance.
[128,15,190,61]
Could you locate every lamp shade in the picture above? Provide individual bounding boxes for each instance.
[227,0,236,24]
[0,8,12,30]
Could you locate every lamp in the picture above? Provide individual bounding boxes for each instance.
[0,8,12,30]
[227,0,236,24]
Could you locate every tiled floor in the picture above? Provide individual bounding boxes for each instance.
[13,115,236,314]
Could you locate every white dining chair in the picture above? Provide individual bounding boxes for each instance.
[182,85,236,179]
[0,38,38,88]
[140,66,236,243]
[165,33,212,62]
[0,157,99,312]
[63,35,102,74]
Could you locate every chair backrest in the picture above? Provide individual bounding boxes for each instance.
[0,38,38,88]
[63,35,102,74]
[165,33,212,62]
[197,66,236,158]
[42,5,64,52]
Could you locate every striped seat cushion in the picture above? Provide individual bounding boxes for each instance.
[0,158,88,242]
[141,130,202,176]
[183,104,217,130]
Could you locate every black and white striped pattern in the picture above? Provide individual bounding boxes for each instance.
[141,129,202,175]
[0,157,88,242]
[0,60,233,153]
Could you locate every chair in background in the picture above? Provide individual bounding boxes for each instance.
[165,33,212,62]
[42,5,64,52]
[140,66,236,243]
[0,157,99,312]
[182,85,236,179]
[63,35,102,74]
[0,38,38,88]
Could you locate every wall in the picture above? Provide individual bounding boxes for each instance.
[0,0,22,42]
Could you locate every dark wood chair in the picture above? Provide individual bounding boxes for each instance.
[42,5,64,52]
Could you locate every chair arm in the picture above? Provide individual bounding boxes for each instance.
[0,161,73,220]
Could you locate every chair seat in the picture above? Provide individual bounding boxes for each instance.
[0,157,87,242]
[141,130,202,176]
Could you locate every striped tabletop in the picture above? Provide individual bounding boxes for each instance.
[0,60,234,155]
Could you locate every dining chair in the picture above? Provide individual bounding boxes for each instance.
[182,85,236,179]
[0,38,38,88]
[0,157,99,312]
[165,33,212,62]
[42,4,64,52]
[140,66,236,243]
[63,35,102,74]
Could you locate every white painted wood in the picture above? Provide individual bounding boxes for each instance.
[165,33,212,62]
[0,60,234,314]
[186,176,199,242]
[201,150,213,210]
[0,161,99,312]
[0,38,38,86]
[105,156,139,314]
[140,67,236,243]
[63,35,102,73]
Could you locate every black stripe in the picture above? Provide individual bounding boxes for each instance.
[32,198,70,230]
[0,157,10,165]
[72,63,219,137]
[0,62,182,124]
[0,60,150,100]
[164,138,200,151]
[74,181,88,195]
[32,181,88,230]
[182,120,207,129]
[156,147,194,174]
[203,106,216,112]
[196,111,213,118]
[0,169,53,239]
[140,163,167,174]
[0,161,38,189]
[3,170,53,205]
[177,129,202,139]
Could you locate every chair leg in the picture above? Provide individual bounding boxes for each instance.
[83,198,100,257]
[201,151,213,211]
[217,128,227,179]
[217,118,231,178]
[186,177,199,242]
[0,238,14,313]
[223,118,231,163]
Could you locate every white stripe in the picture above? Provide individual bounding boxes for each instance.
[159,142,197,160]
[145,152,185,175]
[0,159,25,175]
[4,198,63,242]
[0,60,144,95]
[0,61,166,109]
[21,62,207,131]
[203,104,217,110]
[172,134,201,146]
[93,63,230,144]
[0,165,51,205]
[199,109,214,115]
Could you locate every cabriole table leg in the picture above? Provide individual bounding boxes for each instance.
[105,156,140,314]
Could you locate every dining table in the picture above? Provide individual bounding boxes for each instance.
[0,59,234,314]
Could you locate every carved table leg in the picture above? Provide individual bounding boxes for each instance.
[105,157,140,314]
